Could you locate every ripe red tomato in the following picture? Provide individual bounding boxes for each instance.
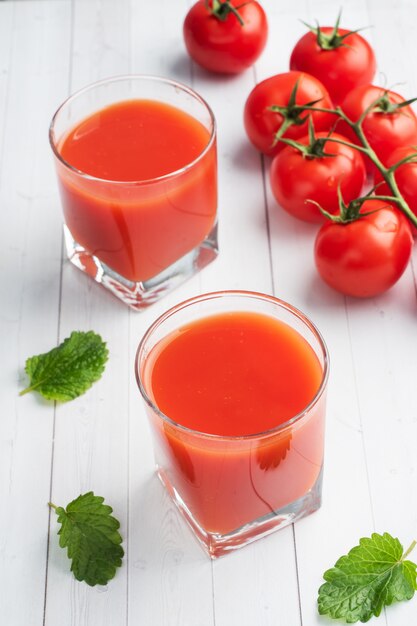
[339,85,417,170]
[375,146,417,233]
[183,0,268,74]
[314,199,413,298]
[244,71,334,157]
[290,26,376,104]
[270,131,366,223]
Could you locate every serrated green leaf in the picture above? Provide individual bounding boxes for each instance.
[318,532,417,623]
[20,331,108,401]
[50,492,124,586]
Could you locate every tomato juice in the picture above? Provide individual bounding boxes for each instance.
[54,98,217,283]
[139,305,327,541]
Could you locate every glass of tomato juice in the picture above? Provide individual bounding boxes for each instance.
[136,291,329,557]
[49,76,218,309]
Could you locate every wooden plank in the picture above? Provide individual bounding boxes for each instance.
[43,2,132,626]
[198,2,306,625]
[348,2,417,623]
[127,2,215,625]
[0,2,71,625]
[258,1,377,624]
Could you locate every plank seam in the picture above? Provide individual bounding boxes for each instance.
[42,0,75,622]
[292,524,304,626]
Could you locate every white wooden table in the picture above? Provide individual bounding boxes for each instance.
[1,0,417,624]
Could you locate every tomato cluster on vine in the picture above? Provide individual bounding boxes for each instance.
[183,4,416,298]
[243,15,416,298]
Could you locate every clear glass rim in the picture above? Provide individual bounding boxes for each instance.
[49,74,217,186]
[135,290,330,441]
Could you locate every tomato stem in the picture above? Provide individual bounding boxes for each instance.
[361,194,403,204]
[350,116,417,227]
[322,135,369,154]
[206,0,246,26]
[387,151,417,172]
[288,98,417,228]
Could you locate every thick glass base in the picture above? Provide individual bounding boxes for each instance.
[157,465,323,558]
[63,224,219,310]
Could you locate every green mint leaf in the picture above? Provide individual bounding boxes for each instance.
[20,331,108,401]
[50,492,124,586]
[318,532,417,623]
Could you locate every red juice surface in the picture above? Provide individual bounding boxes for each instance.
[142,311,326,534]
[148,311,322,435]
[56,99,217,282]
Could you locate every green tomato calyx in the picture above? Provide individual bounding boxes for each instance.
[371,92,417,116]
[278,119,336,159]
[302,10,366,51]
[270,79,324,146]
[205,0,251,26]
[309,189,385,225]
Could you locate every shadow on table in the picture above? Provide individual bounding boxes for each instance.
[129,473,210,570]
[127,472,215,621]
